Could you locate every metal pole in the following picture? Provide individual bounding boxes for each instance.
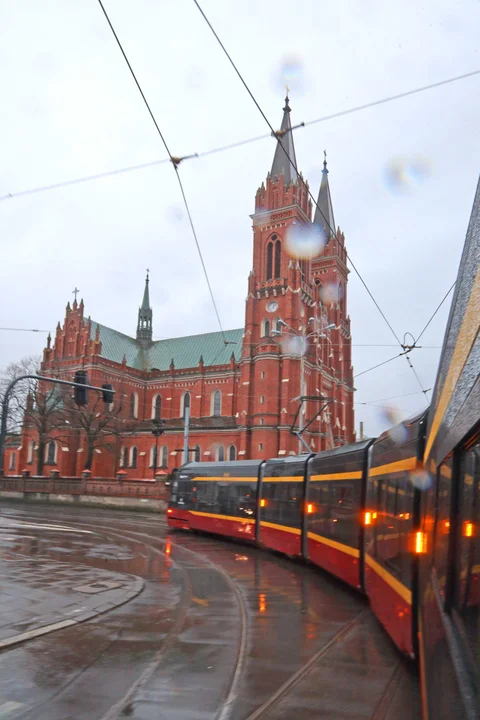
[153,433,159,478]
[0,374,114,477]
[298,340,305,454]
[183,405,190,465]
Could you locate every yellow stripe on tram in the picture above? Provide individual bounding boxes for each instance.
[260,520,301,536]
[369,457,418,477]
[310,471,362,482]
[425,265,480,461]
[190,510,255,524]
[307,531,360,558]
[262,476,304,483]
[365,554,412,605]
[191,476,257,482]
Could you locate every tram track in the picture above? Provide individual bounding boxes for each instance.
[52,518,373,720]
[1,506,418,719]
[244,609,367,720]
[6,512,250,720]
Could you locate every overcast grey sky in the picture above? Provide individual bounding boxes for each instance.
[1,0,479,437]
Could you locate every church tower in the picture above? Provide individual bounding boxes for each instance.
[136,272,153,347]
[238,97,354,459]
[239,96,315,459]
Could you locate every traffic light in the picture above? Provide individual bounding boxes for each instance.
[73,370,88,406]
[102,383,114,405]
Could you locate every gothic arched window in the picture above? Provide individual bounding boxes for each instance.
[274,239,281,278]
[182,392,191,419]
[229,445,236,461]
[262,319,270,337]
[130,392,139,419]
[194,445,201,462]
[119,447,128,467]
[212,390,221,417]
[9,452,16,471]
[161,445,168,468]
[266,242,273,280]
[130,446,137,468]
[150,445,158,469]
[152,394,162,420]
[217,446,225,462]
[46,440,56,465]
[27,440,35,464]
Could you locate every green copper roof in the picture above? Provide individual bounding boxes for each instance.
[90,322,243,371]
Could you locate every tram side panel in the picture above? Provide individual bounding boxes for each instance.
[304,441,372,590]
[258,457,310,557]
[167,461,262,541]
[364,411,426,657]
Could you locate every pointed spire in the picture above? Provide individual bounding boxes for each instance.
[141,270,150,311]
[314,151,336,236]
[270,95,298,186]
[137,270,153,346]
[47,333,51,349]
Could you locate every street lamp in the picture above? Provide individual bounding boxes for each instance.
[272,316,336,453]
[151,418,164,478]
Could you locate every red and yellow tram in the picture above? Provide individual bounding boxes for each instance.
[167,177,480,718]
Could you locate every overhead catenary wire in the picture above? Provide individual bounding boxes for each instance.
[415,280,456,344]
[2,70,479,203]
[0,327,51,333]
[191,0,404,350]
[96,0,227,343]
[353,353,406,379]
[355,389,427,404]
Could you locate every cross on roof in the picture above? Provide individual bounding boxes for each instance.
[72,287,80,301]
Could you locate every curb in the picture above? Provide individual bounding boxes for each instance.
[0,577,144,652]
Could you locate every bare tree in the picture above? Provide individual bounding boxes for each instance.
[0,355,68,475]
[64,384,137,471]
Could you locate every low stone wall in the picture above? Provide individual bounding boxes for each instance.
[0,490,166,512]
[0,471,168,513]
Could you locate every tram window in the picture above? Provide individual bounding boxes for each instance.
[262,481,302,528]
[330,482,358,547]
[455,437,480,668]
[332,484,353,511]
[308,483,330,537]
[196,481,217,512]
[176,480,193,508]
[434,457,454,597]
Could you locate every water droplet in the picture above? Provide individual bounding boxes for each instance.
[276,55,305,94]
[410,469,432,490]
[319,282,343,305]
[166,205,185,223]
[385,156,431,194]
[281,335,306,357]
[286,223,325,260]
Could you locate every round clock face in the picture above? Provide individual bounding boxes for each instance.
[266,301,278,313]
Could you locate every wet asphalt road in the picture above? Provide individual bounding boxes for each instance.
[0,504,421,719]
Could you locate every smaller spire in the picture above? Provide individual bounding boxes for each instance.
[270,95,298,186]
[141,270,150,311]
[314,150,336,236]
[47,333,51,349]
[137,270,153,346]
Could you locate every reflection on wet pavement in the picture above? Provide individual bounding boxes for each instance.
[0,504,420,719]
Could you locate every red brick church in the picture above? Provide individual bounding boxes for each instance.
[13,97,355,478]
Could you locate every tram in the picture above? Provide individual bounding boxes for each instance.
[167,178,480,719]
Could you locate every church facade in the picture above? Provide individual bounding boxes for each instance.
[13,98,355,479]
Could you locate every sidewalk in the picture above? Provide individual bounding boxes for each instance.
[0,552,144,649]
